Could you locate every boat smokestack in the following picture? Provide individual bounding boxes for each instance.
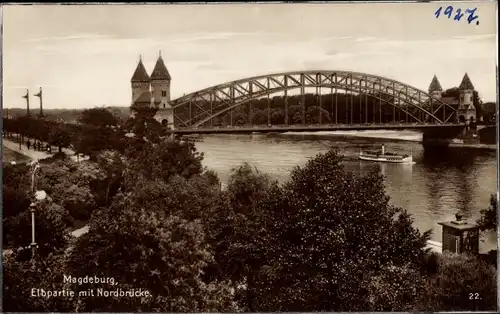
[382,144,385,155]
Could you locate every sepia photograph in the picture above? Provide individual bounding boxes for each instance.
[1,2,498,312]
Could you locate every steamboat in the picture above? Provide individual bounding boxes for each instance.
[359,144,412,164]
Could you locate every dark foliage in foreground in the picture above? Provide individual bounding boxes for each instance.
[240,151,431,311]
[2,107,497,312]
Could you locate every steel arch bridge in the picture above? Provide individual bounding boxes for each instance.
[170,70,459,129]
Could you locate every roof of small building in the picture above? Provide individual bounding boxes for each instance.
[134,91,152,103]
[458,73,475,90]
[150,56,171,81]
[438,220,479,231]
[131,60,150,83]
[428,75,443,92]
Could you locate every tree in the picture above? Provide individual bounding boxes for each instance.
[89,151,126,207]
[126,138,204,185]
[77,107,119,128]
[48,124,73,152]
[251,108,268,125]
[206,163,277,310]
[72,126,116,160]
[3,163,33,248]
[442,87,459,98]
[2,162,70,255]
[480,102,496,122]
[66,179,238,312]
[305,105,331,124]
[72,107,125,159]
[2,163,31,220]
[477,194,497,231]
[247,149,431,311]
[4,198,70,258]
[37,159,101,225]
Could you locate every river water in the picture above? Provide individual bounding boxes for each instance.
[195,130,498,250]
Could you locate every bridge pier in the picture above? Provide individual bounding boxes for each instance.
[422,123,495,146]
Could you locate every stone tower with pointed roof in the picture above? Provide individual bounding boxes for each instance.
[130,54,174,129]
[150,52,174,128]
[131,58,151,106]
[428,75,443,99]
[457,73,477,123]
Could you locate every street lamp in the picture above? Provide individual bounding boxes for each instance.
[29,161,45,260]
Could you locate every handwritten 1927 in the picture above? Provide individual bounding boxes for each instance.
[435,6,479,25]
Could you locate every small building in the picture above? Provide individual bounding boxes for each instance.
[438,213,480,255]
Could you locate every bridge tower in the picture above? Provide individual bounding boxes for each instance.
[457,73,476,123]
[130,56,151,116]
[150,51,174,129]
[428,74,443,99]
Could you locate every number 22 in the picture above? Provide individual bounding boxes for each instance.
[469,292,480,300]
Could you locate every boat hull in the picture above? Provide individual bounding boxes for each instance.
[359,155,413,164]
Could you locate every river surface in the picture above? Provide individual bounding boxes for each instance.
[195,130,498,250]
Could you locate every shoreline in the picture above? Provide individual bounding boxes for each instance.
[280,133,497,150]
[422,140,496,151]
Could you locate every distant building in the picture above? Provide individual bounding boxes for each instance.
[130,53,174,129]
[428,73,479,123]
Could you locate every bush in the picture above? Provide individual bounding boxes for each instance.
[422,252,497,311]
[366,263,427,311]
[3,250,77,312]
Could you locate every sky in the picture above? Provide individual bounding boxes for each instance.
[2,2,498,109]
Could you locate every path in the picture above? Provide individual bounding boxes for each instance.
[2,137,87,163]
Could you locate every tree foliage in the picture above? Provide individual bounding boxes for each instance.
[3,163,69,254]
[3,251,77,312]
[206,164,275,283]
[366,263,428,311]
[37,159,101,225]
[66,178,237,312]
[477,194,498,231]
[7,199,70,258]
[422,252,497,311]
[77,107,119,127]
[72,126,117,160]
[48,123,73,152]
[2,163,31,220]
[246,150,431,311]
[125,138,204,186]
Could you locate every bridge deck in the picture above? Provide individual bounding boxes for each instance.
[167,123,466,135]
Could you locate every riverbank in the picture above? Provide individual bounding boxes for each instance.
[448,143,496,150]
[422,140,496,151]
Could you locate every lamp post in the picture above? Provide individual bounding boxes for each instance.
[29,162,45,260]
[18,126,22,150]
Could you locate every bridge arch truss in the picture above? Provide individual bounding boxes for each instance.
[170,71,458,128]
